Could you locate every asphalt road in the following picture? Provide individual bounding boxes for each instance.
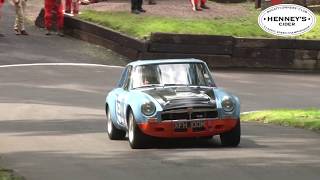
[0,65,319,180]
[1,3,320,180]
[0,3,128,66]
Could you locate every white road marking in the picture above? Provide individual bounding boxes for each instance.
[240,111,261,115]
[0,64,264,113]
[0,63,124,68]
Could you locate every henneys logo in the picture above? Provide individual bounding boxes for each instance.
[258,4,316,37]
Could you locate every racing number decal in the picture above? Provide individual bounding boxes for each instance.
[116,96,121,123]
[116,95,126,125]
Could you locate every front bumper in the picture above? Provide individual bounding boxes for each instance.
[138,118,238,138]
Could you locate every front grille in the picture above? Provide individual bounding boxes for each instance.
[161,108,218,121]
[162,112,189,120]
[164,98,216,110]
[191,111,217,119]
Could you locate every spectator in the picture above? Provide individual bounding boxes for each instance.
[13,0,28,35]
[44,0,64,36]
[190,0,209,11]
[0,0,3,24]
[0,0,3,14]
[131,0,146,14]
[0,0,4,37]
[200,0,209,9]
[65,0,80,14]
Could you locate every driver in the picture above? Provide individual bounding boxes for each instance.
[141,66,160,85]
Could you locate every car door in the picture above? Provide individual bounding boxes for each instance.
[115,65,132,128]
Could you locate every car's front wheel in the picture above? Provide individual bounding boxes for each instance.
[106,109,126,140]
[220,120,241,147]
[128,111,149,149]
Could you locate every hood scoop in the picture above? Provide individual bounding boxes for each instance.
[143,86,216,110]
[164,97,215,110]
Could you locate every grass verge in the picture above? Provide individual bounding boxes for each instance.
[241,109,320,131]
[78,10,320,40]
[0,169,24,180]
[78,10,268,39]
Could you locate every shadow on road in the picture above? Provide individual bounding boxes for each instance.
[1,145,320,180]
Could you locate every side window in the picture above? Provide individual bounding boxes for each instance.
[189,64,197,85]
[117,67,129,88]
[195,64,206,85]
[123,66,133,90]
[201,64,216,87]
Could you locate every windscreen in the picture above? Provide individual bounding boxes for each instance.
[131,63,215,89]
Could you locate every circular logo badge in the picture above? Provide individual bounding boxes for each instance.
[258,4,316,37]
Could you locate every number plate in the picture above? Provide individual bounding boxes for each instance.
[174,120,205,132]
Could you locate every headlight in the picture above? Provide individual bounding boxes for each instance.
[141,102,156,116]
[221,96,234,112]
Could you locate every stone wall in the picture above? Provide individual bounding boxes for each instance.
[62,15,320,71]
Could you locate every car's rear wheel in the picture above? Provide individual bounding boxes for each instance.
[128,111,149,149]
[220,120,241,147]
[106,109,126,140]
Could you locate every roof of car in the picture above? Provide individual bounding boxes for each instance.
[127,58,205,67]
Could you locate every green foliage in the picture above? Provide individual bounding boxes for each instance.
[78,10,320,40]
[241,109,320,131]
[0,169,23,180]
[0,171,10,180]
[78,10,270,39]
[300,13,320,39]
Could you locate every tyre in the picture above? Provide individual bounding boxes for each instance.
[106,108,126,140]
[128,111,149,149]
[220,120,241,147]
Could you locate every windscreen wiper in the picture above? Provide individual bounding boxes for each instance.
[163,84,189,86]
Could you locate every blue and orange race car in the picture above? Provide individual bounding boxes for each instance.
[105,59,240,149]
